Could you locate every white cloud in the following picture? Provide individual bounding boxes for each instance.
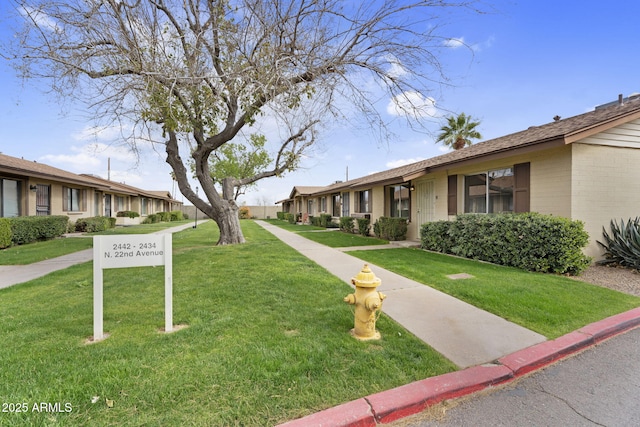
[385,55,409,78]
[443,37,466,49]
[386,157,425,168]
[386,91,437,119]
[40,152,100,171]
[84,143,138,162]
[72,124,132,143]
[19,6,59,32]
[444,36,495,52]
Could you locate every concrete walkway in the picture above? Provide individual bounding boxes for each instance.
[0,221,203,290]
[256,220,546,368]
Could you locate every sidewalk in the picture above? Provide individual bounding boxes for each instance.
[0,221,203,290]
[255,221,546,368]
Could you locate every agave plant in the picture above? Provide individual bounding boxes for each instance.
[597,217,640,270]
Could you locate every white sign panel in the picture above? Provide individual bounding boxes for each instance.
[96,234,167,268]
[92,234,173,341]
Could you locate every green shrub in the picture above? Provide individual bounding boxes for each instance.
[284,213,295,224]
[277,211,285,220]
[420,213,591,275]
[356,218,370,236]
[170,210,184,221]
[157,211,171,222]
[0,218,11,249]
[319,214,332,228]
[339,217,355,234]
[373,217,408,241]
[9,216,69,245]
[116,210,140,218]
[420,220,454,253]
[143,214,160,224]
[597,217,640,270]
[75,216,114,233]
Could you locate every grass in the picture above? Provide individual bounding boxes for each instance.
[0,220,455,426]
[261,219,326,232]
[346,248,640,338]
[263,219,389,247]
[0,220,193,265]
[0,237,93,265]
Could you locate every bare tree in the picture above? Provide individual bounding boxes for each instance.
[7,0,481,244]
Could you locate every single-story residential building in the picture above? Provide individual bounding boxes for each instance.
[280,94,640,260]
[0,153,182,222]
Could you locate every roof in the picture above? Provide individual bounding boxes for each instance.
[81,174,177,201]
[303,96,640,196]
[0,153,178,202]
[0,153,111,190]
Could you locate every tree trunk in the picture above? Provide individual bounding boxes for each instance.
[214,201,246,245]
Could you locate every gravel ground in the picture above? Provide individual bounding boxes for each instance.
[572,264,640,297]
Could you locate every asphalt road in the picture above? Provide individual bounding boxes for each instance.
[394,327,640,427]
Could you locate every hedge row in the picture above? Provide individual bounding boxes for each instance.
[116,210,140,218]
[74,216,116,233]
[0,218,11,249]
[309,214,337,228]
[142,210,185,224]
[420,213,591,275]
[373,217,408,241]
[7,216,70,246]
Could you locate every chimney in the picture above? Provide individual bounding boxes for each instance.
[618,94,624,106]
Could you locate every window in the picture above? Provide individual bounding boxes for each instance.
[355,189,371,213]
[332,193,341,217]
[0,179,20,217]
[63,186,86,212]
[141,198,148,215]
[464,168,514,214]
[341,192,350,217]
[115,196,126,211]
[319,196,327,212]
[388,184,411,219]
[307,199,314,215]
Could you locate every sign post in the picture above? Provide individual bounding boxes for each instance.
[92,234,173,341]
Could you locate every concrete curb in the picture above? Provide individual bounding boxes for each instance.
[277,307,640,427]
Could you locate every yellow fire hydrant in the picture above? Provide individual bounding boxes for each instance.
[344,264,386,340]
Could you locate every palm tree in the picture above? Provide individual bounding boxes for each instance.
[436,113,483,150]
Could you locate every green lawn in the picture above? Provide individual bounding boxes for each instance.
[263,219,389,247]
[347,248,640,338]
[0,221,455,426]
[0,237,93,265]
[0,221,193,265]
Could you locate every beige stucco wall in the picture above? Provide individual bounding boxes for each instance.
[570,143,640,259]
[529,146,572,218]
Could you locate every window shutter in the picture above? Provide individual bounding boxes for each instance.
[81,189,87,211]
[514,162,530,213]
[447,175,457,215]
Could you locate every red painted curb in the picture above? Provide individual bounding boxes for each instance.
[578,306,640,343]
[277,307,640,427]
[277,398,375,427]
[366,364,513,424]
[498,331,594,377]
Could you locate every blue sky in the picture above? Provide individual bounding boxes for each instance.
[1,1,638,206]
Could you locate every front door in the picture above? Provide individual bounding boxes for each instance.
[36,184,50,216]
[415,180,435,226]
